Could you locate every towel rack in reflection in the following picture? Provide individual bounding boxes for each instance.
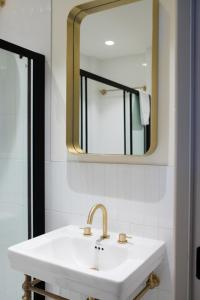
[100,85,147,95]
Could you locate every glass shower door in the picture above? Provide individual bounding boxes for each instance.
[0,48,29,300]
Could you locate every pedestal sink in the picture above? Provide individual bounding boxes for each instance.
[8,225,165,300]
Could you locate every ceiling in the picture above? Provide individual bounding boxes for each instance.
[80,0,152,60]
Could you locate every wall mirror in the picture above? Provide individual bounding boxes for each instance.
[67,0,158,159]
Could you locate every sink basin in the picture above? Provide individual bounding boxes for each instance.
[8,225,165,300]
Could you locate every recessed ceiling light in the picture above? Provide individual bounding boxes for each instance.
[142,63,148,67]
[105,40,115,46]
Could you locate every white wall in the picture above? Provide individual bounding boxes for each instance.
[0,1,176,300]
[49,0,176,299]
[99,53,147,88]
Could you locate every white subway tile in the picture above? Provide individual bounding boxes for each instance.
[115,165,132,200]
[130,165,145,201]
[158,289,173,300]
[142,288,158,300]
[104,164,118,198]
[158,167,174,229]
[45,162,72,212]
[156,260,173,292]
[130,223,158,239]
[109,219,131,234]
[45,210,85,232]
[158,228,174,265]
[144,166,160,203]
[45,162,174,300]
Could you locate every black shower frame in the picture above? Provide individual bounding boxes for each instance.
[0,39,45,300]
[80,69,150,154]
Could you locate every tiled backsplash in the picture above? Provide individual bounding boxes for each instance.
[45,162,175,300]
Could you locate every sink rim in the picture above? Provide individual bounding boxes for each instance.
[8,225,165,299]
[8,225,165,283]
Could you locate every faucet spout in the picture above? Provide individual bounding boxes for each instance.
[87,204,109,239]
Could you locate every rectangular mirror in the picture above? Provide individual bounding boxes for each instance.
[67,0,158,159]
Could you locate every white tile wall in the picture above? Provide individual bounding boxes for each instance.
[45,162,175,300]
[44,0,174,297]
[0,1,176,300]
[48,9,176,298]
[48,7,176,298]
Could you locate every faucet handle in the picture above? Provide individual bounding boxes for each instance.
[80,227,92,236]
[118,233,132,244]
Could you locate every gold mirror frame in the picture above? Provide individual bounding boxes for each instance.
[0,0,5,7]
[67,0,159,162]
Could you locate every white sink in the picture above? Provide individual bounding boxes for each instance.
[8,225,165,300]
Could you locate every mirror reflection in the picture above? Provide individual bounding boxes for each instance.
[80,0,153,155]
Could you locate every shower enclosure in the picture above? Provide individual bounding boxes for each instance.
[0,40,45,300]
[79,69,150,155]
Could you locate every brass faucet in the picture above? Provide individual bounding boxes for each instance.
[87,204,109,239]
